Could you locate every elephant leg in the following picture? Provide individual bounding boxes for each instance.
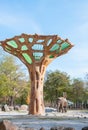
[64,106,67,112]
[57,105,59,112]
[59,105,62,112]
[62,107,64,113]
[59,106,61,112]
[65,107,67,112]
[57,103,61,112]
[60,104,63,113]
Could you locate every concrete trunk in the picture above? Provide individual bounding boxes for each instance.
[29,65,45,115]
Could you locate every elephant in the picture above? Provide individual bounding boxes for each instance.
[56,97,68,113]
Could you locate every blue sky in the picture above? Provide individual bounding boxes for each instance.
[0,0,88,79]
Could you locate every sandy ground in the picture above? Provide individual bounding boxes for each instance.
[0,110,88,130]
[0,109,88,118]
[45,110,88,118]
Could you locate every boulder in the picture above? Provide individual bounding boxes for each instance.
[82,127,88,130]
[9,106,14,111]
[0,120,19,130]
[14,105,20,111]
[20,105,28,111]
[63,127,75,130]
[50,127,75,130]
[25,128,34,130]
[50,126,65,130]
[0,120,35,130]
[2,104,10,112]
[40,127,45,130]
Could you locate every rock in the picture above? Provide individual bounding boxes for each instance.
[9,106,14,111]
[0,120,35,130]
[0,120,19,130]
[40,127,45,130]
[2,104,10,112]
[50,127,75,130]
[25,128,34,130]
[58,127,65,130]
[20,105,28,111]
[50,126,64,130]
[14,105,20,111]
[50,127,57,130]
[63,127,75,130]
[82,127,88,130]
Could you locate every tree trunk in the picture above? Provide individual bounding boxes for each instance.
[28,65,45,115]
[8,96,14,106]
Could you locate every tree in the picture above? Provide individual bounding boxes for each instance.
[44,70,71,106]
[15,81,31,105]
[71,78,84,108]
[83,74,88,107]
[0,56,28,105]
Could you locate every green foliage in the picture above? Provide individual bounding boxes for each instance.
[44,70,88,107]
[69,78,88,107]
[69,78,84,102]
[44,70,70,105]
[0,74,9,96]
[0,55,30,105]
[15,81,31,105]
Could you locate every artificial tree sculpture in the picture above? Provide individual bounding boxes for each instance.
[0,33,73,115]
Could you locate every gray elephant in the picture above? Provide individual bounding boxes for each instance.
[56,97,68,113]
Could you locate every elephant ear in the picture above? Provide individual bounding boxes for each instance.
[59,97,63,100]
[64,98,67,102]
